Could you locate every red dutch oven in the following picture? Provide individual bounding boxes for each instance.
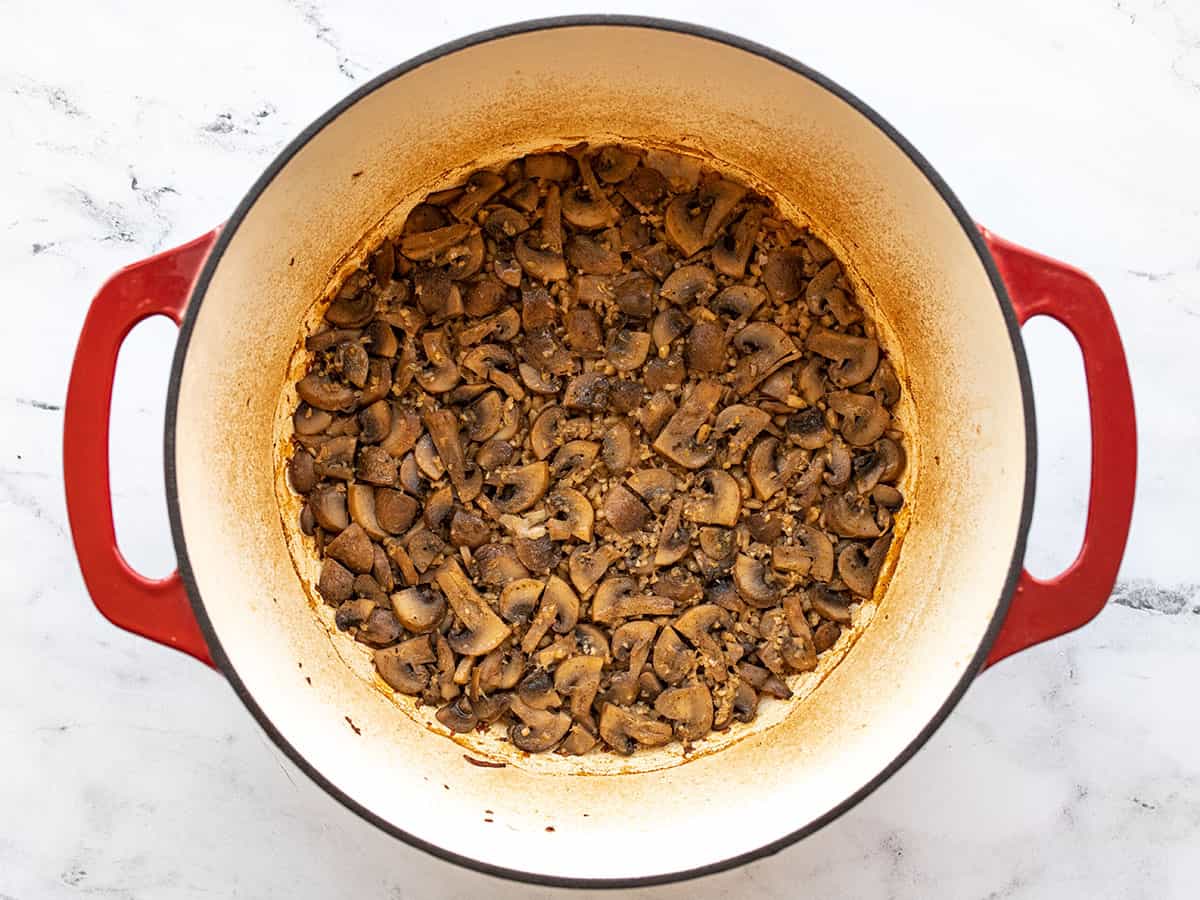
[63,17,1136,888]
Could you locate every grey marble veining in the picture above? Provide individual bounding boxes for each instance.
[2,0,1197,897]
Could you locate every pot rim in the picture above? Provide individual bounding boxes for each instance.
[164,15,1037,889]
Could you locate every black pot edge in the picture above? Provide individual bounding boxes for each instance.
[163,14,1037,891]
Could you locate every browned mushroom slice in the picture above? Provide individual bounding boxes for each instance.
[758,607,817,675]
[546,488,595,542]
[335,596,376,632]
[550,440,600,481]
[443,229,485,281]
[508,696,572,753]
[684,469,741,526]
[530,575,580,642]
[287,449,316,494]
[747,436,805,501]
[732,554,782,609]
[371,488,415,535]
[515,232,567,283]
[643,353,686,393]
[325,294,375,330]
[606,329,652,372]
[358,444,398,486]
[664,194,707,257]
[654,500,691,567]
[568,544,621,595]
[672,604,730,680]
[473,543,529,588]
[731,323,800,396]
[517,362,561,398]
[567,234,622,274]
[344,483,386,540]
[601,483,650,535]
[599,703,672,754]
[652,379,722,469]
[386,585,444,634]
[491,462,550,513]
[823,491,882,538]
[812,619,840,654]
[685,320,728,373]
[293,403,333,437]
[618,166,668,212]
[712,405,772,466]
[464,276,510,318]
[711,284,766,322]
[423,409,477,501]
[822,439,852,489]
[306,485,346,534]
[325,522,374,574]
[404,203,446,234]
[560,722,599,755]
[555,655,605,722]
[808,585,854,625]
[435,695,478,734]
[655,681,714,741]
[374,635,435,694]
[415,330,459,393]
[804,259,842,312]
[516,667,561,710]
[447,171,505,222]
[296,374,356,412]
[422,484,454,532]
[562,155,620,229]
[499,578,544,625]
[785,406,832,450]
[400,222,472,261]
[638,391,676,440]
[712,207,764,278]
[313,435,357,481]
[562,372,611,412]
[433,559,511,656]
[660,264,717,306]
[357,358,392,406]
[855,437,905,492]
[807,327,879,387]
[600,420,635,475]
[761,247,805,304]
[839,532,893,598]
[779,523,835,582]
[594,145,639,184]
[602,620,653,699]
[482,206,531,243]
[564,308,603,357]
[871,357,902,407]
[697,527,736,569]
[318,557,354,604]
[591,577,673,624]
[523,152,576,181]
[652,625,694,685]
[625,468,675,515]
[378,408,420,459]
[357,399,391,444]
[631,241,675,281]
[828,391,890,446]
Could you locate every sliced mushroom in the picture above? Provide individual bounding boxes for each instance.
[828,391,890,447]
[758,607,817,675]
[561,155,619,229]
[346,483,388,541]
[698,527,736,568]
[654,499,691,567]
[606,329,652,372]
[546,488,594,542]
[761,246,805,304]
[601,483,650,534]
[618,166,668,212]
[294,403,333,437]
[591,577,673,624]
[599,703,672,755]
[732,554,781,608]
[731,323,800,396]
[288,449,316,495]
[652,379,722,468]
[447,171,505,222]
[400,222,472,261]
[554,655,605,722]
[660,265,717,306]
[436,695,478,733]
[747,436,805,502]
[713,404,772,466]
[807,327,879,387]
[711,284,766,321]
[786,406,832,450]
[508,695,572,753]
[684,469,741,526]
[839,533,893,598]
[823,491,882,538]
[607,620,658,705]
[515,230,567,283]
[415,330,460,393]
[491,462,550,514]
[613,270,657,317]
[664,194,706,256]
[482,205,530,241]
[325,522,374,574]
[318,558,354,604]
[296,374,356,412]
[567,234,622,274]
[784,524,835,582]
[568,544,622,595]
[594,145,639,184]
[434,559,511,656]
[813,620,841,653]
[550,440,599,481]
[655,682,714,741]
[600,421,635,474]
[653,625,694,685]
[475,543,530,586]
[674,604,731,673]
[379,409,422,459]
[712,207,763,278]
[374,635,435,694]
[562,373,611,413]
[808,585,854,625]
[523,152,576,181]
[517,667,561,709]
[685,320,727,373]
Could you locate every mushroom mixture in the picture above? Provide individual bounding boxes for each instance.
[286,144,906,756]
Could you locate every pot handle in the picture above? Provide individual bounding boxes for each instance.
[64,231,220,668]
[979,229,1136,667]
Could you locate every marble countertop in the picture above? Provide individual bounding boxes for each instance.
[3,0,1197,896]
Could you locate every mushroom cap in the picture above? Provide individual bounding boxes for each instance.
[507,696,572,753]
[684,469,742,527]
[660,264,718,306]
[436,695,478,733]
[498,578,545,625]
[554,654,605,721]
[434,559,512,656]
[374,635,435,694]
[823,491,882,538]
[653,625,694,684]
[491,462,550,514]
[655,682,715,741]
[806,327,880,387]
[732,554,781,608]
[828,390,890,447]
[389,586,446,633]
[599,704,673,755]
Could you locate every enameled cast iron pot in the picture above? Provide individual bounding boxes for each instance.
[63,18,1137,888]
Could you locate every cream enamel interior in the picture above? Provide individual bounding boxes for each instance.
[172,25,1028,881]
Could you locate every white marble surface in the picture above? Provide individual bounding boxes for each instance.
[2,0,1198,896]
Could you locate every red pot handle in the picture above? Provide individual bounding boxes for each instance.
[64,231,220,668]
[979,229,1136,667]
